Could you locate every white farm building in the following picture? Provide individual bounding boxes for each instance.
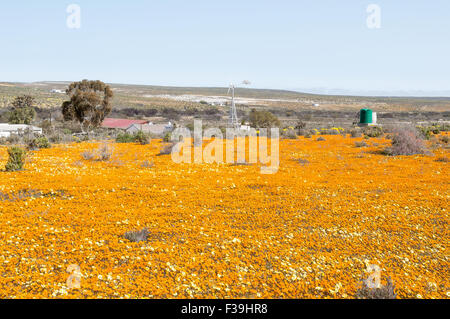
[0,124,43,138]
[126,122,174,136]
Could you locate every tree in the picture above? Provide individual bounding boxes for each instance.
[248,109,280,128]
[8,95,36,124]
[61,80,113,132]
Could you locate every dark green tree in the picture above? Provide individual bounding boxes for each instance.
[61,80,114,132]
[248,109,280,128]
[8,95,36,124]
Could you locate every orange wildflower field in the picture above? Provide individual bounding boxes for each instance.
[0,135,448,299]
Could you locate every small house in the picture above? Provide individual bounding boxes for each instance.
[101,118,150,130]
[0,124,43,138]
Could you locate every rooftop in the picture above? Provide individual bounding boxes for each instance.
[101,118,149,130]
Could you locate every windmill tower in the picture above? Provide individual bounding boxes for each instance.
[228,84,239,129]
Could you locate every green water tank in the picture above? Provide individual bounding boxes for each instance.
[360,109,373,124]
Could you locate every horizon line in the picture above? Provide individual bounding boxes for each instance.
[1,80,450,99]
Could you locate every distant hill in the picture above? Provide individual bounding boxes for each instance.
[0,81,449,112]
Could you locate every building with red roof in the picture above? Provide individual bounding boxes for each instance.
[101,118,150,130]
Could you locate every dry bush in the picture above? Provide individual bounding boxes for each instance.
[81,150,95,161]
[80,144,114,161]
[355,277,397,299]
[108,158,125,168]
[124,228,149,243]
[350,128,362,138]
[281,129,298,139]
[97,144,113,161]
[317,137,326,141]
[383,126,428,156]
[435,157,449,163]
[141,160,154,168]
[363,126,384,138]
[158,143,175,155]
[6,134,21,144]
[355,141,368,148]
[297,158,310,166]
[320,129,339,135]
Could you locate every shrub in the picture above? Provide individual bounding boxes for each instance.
[355,141,368,148]
[297,158,310,166]
[418,124,450,139]
[317,137,326,141]
[439,135,449,144]
[320,128,340,135]
[116,131,150,144]
[124,228,149,243]
[81,150,95,161]
[383,127,427,156]
[363,126,383,138]
[417,126,432,140]
[97,144,113,161]
[158,143,175,155]
[48,132,62,143]
[141,160,154,168]
[81,144,113,161]
[435,157,449,163]
[163,132,172,143]
[350,128,362,138]
[27,136,51,150]
[295,120,307,133]
[6,134,21,144]
[80,134,90,142]
[5,147,26,172]
[281,129,297,139]
[355,277,397,299]
[134,131,150,145]
[116,132,135,143]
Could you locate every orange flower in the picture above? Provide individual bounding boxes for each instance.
[0,135,448,299]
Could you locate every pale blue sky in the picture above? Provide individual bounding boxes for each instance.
[0,0,449,95]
